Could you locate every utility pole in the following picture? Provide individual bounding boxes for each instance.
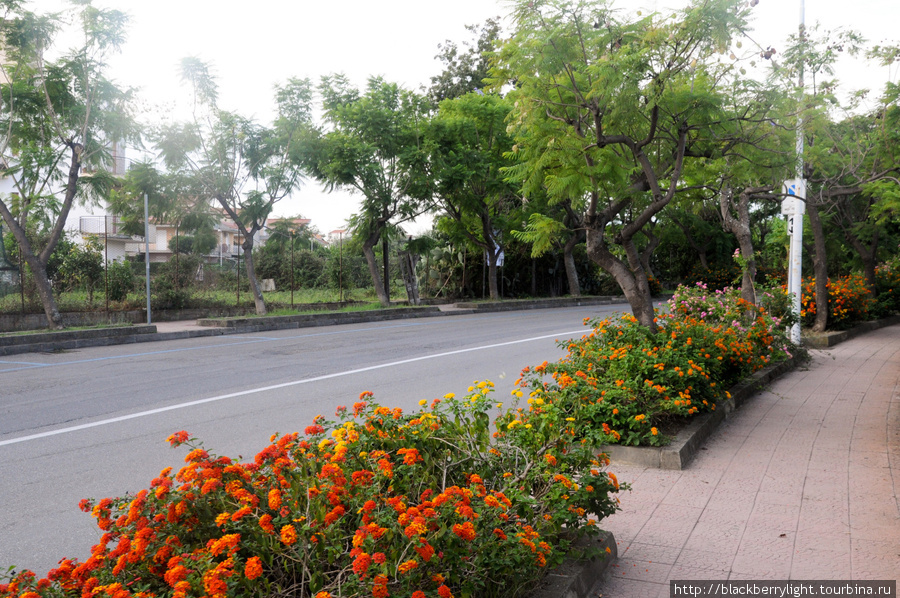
[782,0,806,346]
[144,193,151,325]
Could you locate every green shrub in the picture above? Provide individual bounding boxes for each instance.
[59,237,104,302]
[107,260,135,303]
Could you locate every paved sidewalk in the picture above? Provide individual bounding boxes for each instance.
[592,325,900,595]
[151,319,210,333]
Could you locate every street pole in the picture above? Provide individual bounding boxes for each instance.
[339,231,343,305]
[291,230,295,309]
[790,0,806,346]
[144,193,151,325]
[782,0,806,346]
[104,215,109,313]
[175,224,179,292]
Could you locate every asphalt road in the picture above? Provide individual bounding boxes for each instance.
[0,303,631,575]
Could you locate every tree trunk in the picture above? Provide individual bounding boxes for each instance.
[362,226,389,306]
[719,186,759,306]
[842,227,879,291]
[531,258,537,296]
[806,203,829,332]
[672,216,711,271]
[737,237,757,306]
[639,228,660,285]
[26,256,63,329]
[486,248,500,300]
[480,216,501,301]
[562,231,582,297]
[382,236,390,302]
[242,239,267,315]
[586,227,656,331]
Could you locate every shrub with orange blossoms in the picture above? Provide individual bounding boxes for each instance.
[798,274,874,329]
[0,386,621,598]
[507,284,794,447]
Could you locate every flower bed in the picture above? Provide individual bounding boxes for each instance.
[1,389,622,598]
[506,284,794,447]
[799,273,874,329]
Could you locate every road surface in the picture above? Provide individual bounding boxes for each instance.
[0,304,631,574]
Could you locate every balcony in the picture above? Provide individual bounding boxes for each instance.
[79,215,133,238]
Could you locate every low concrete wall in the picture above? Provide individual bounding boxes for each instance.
[0,325,157,356]
[0,311,144,333]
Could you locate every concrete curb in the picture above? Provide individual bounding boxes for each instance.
[802,314,900,348]
[528,531,618,598]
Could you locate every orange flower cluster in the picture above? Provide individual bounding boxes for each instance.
[2,386,622,598]
[798,274,875,328]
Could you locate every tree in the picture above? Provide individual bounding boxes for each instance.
[301,75,431,307]
[494,0,755,330]
[155,60,314,315]
[0,1,138,328]
[426,92,520,300]
[428,18,503,105]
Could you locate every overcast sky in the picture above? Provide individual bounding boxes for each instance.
[88,0,899,233]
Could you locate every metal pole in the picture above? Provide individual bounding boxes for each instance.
[105,215,109,313]
[789,0,806,346]
[175,224,179,292]
[291,230,295,309]
[339,231,343,304]
[18,246,24,314]
[144,193,151,325]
